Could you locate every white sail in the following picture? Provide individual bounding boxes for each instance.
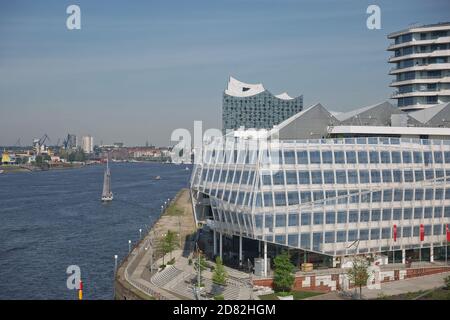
[101,158,113,201]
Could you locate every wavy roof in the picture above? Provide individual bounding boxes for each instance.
[225,76,300,99]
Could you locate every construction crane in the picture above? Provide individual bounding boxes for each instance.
[34,134,50,155]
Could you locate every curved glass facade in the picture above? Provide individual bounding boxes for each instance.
[191,136,450,257]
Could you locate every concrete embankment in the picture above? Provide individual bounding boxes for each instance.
[114,188,196,300]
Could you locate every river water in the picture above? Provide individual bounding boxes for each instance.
[0,162,191,299]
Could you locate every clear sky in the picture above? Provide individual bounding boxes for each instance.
[0,0,449,146]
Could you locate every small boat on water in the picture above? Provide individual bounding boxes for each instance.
[101,158,113,202]
[154,175,161,180]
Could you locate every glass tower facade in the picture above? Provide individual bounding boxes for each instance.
[191,136,450,257]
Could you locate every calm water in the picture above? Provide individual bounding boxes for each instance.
[0,162,191,299]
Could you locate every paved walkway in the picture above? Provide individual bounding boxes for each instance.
[307,271,450,300]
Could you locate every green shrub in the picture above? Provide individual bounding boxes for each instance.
[444,275,450,289]
[188,258,193,265]
[214,294,224,300]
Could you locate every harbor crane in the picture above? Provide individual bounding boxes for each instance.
[33,134,50,155]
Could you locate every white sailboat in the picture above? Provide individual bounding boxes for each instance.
[101,158,113,202]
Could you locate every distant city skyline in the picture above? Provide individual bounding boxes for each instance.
[1,0,449,146]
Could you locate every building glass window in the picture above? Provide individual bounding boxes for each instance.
[415,170,424,182]
[369,151,379,164]
[403,208,412,219]
[287,192,299,205]
[288,234,298,246]
[312,233,323,251]
[310,151,321,164]
[348,230,357,241]
[300,191,311,203]
[393,208,402,220]
[298,171,310,184]
[371,209,381,221]
[360,210,370,222]
[383,189,393,202]
[336,171,347,184]
[263,192,273,207]
[380,151,390,163]
[337,231,346,242]
[300,233,311,249]
[275,214,286,227]
[283,151,296,164]
[393,170,402,182]
[404,189,413,201]
[359,170,370,183]
[348,170,358,184]
[415,188,424,200]
[371,170,381,183]
[381,228,391,239]
[264,214,273,229]
[274,192,286,206]
[288,213,299,226]
[322,151,333,164]
[358,151,368,164]
[402,151,412,163]
[359,229,369,240]
[301,212,311,225]
[404,170,414,183]
[402,226,411,237]
[391,151,401,163]
[323,170,335,184]
[325,232,335,243]
[434,207,443,218]
[272,171,285,185]
[424,152,433,165]
[371,229,380,240]
[285,171,297,184]
[346,151,357,164]
[311,171,323,184]
[313,212,324,225]
[325,212,336,224]
[349,210,358,223]
[297,151,308,164]
[413,152,423,164]
[382,209,392,221]
[382,170,392,183]
[334,151,345,164]
[434,151,443,164]
[337,211,347,223]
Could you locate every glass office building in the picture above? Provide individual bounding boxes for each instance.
[191,101,450,272]
[222,76,303,132]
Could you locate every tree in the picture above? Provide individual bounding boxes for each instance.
[160,230,178,264]
[273,251,295,293]
[193,250,207,287]
[212,256,228,286]
[347,256,371,299]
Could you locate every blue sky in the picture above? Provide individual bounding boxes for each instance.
[0,0,449,146]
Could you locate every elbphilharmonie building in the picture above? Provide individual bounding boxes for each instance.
[191,100,450,274]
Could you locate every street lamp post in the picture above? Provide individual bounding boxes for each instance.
[128,240,131,253]
[139,228,142,240]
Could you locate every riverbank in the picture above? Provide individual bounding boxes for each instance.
[114,188,197,300]
[0,162,85,174]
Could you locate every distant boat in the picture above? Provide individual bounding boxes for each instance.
[154,175,161,180]
[101,159,113,202]
[0,170,4,174]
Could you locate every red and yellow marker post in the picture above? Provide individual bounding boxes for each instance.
[78,280,83,300]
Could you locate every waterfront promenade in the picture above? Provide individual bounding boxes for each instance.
[115,188,197,300]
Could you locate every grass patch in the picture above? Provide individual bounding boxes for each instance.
[419,288,450,300]
[259,291,324,300]
[376,290,426,300]
[166,204,184,216]
[292,291,324,300]
[258,293,279,300]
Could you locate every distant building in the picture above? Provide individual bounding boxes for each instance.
[81,136,94,154]
[222,76,303,132]
[113,142,124,148]
[388,22,450,111]
[67,134,77,149]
